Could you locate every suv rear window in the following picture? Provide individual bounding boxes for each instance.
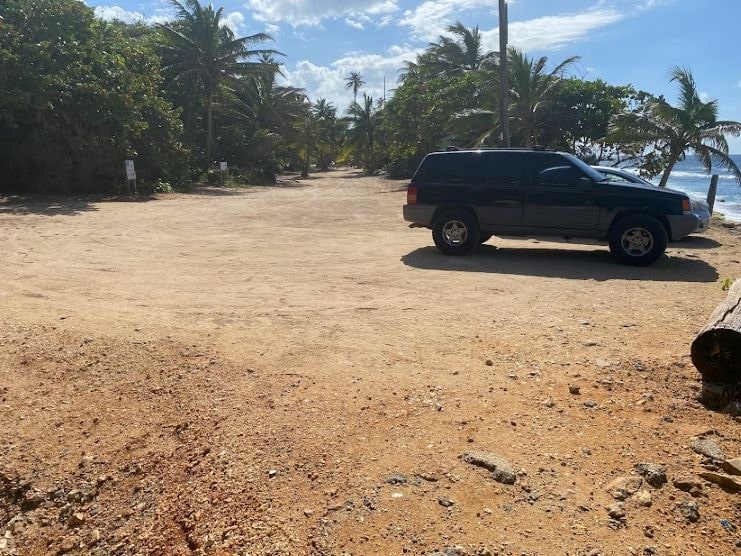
[413,152,487,184]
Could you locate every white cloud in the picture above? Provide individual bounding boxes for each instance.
[484,8,626,52]
[399,2,623,51]
[93,5,146,23]
[224,11,245,33]
[399,0,493,42]
[281,44,422,107]
[345,18,365,30]
[634,0,675,11]
[737,80,741,88]
[93,4,172,24]
[246,0,398,26]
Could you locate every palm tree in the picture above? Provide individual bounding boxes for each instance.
[158,0,280,165]
[232,60,305,134]
[448,109,500,148]
[508,48,579,147]
[609,67,741,187]
[345,72,365,103]
[296,105,319,178]
[313,99,341,170]
[427,22,497,76]
[345,94,380,173]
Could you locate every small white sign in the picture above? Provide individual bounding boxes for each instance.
[124,160,136,180]
[219,162,228,172]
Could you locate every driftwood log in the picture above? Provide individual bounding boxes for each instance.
[691,279,741,384]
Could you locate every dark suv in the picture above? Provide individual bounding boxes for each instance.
[403,149,699,266]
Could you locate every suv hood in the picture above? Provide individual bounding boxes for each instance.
[603,179,687,198]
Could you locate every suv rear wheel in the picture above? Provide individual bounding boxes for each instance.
[432,210,480,255]
[608,214,667,266]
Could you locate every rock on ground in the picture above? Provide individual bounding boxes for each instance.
[605,476,643,501]
[635,463,667,487]
[462,451,517,485]
[689,437,725,460]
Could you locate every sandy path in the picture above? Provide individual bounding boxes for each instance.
[1,169,739,555]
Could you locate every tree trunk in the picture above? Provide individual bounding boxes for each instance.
[524,113,534,148]
[205,87,214,166]
[658,154,678,188]
[691,279,741,384]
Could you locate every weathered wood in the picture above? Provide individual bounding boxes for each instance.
[691,279,741,383]
[706,174,719,213]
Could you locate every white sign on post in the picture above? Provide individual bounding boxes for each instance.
[219,162,227,172]
[124,160,136,180]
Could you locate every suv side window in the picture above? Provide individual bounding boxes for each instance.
[413,153,486,185]
[539,165,582,186]
[529,153,583,187]
[485,153,527,186]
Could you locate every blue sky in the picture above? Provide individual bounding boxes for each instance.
[89,0,741,152]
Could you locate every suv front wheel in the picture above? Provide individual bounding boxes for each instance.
[608,214,667,266]
[432,210,480,255]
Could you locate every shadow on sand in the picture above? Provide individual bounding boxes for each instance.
[0,194,152,216]
[342,171,374,179]
[673,235,723,250]
[401,244,719,283]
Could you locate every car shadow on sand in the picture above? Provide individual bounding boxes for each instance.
[673,235,722,250]
[401,244,719,283]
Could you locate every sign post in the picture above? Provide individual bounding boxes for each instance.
[124,160,137,195]
[219,161,228,185]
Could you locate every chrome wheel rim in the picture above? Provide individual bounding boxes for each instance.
[442,220,468,246]
[621,227,654,257]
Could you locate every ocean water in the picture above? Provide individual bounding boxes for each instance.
[662,154,741,222]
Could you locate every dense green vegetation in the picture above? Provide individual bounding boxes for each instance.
[1,1,738,194]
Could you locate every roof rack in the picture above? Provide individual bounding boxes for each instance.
[437,146,554,152]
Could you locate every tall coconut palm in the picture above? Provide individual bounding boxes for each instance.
[158,0,280,165]
[427,22,497,76]
[345,72,365,103]
[345,94,380,173]
[296,104,320,178]
[508,48,579,147]
[232,60,305,134]
[609,67,741,187]
[313,99,341,170]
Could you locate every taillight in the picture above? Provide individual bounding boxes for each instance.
[407,185,418,205]
[682,198,691,213]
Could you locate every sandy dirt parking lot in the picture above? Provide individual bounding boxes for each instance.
[1,169,740,556]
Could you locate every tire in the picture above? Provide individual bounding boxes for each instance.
[479,233,492,244]
[608,214,667,266]
[432,210,480,255]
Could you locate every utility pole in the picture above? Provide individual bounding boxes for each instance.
[499,0,511,147]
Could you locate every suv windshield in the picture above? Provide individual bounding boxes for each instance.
[562,153,607,182]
